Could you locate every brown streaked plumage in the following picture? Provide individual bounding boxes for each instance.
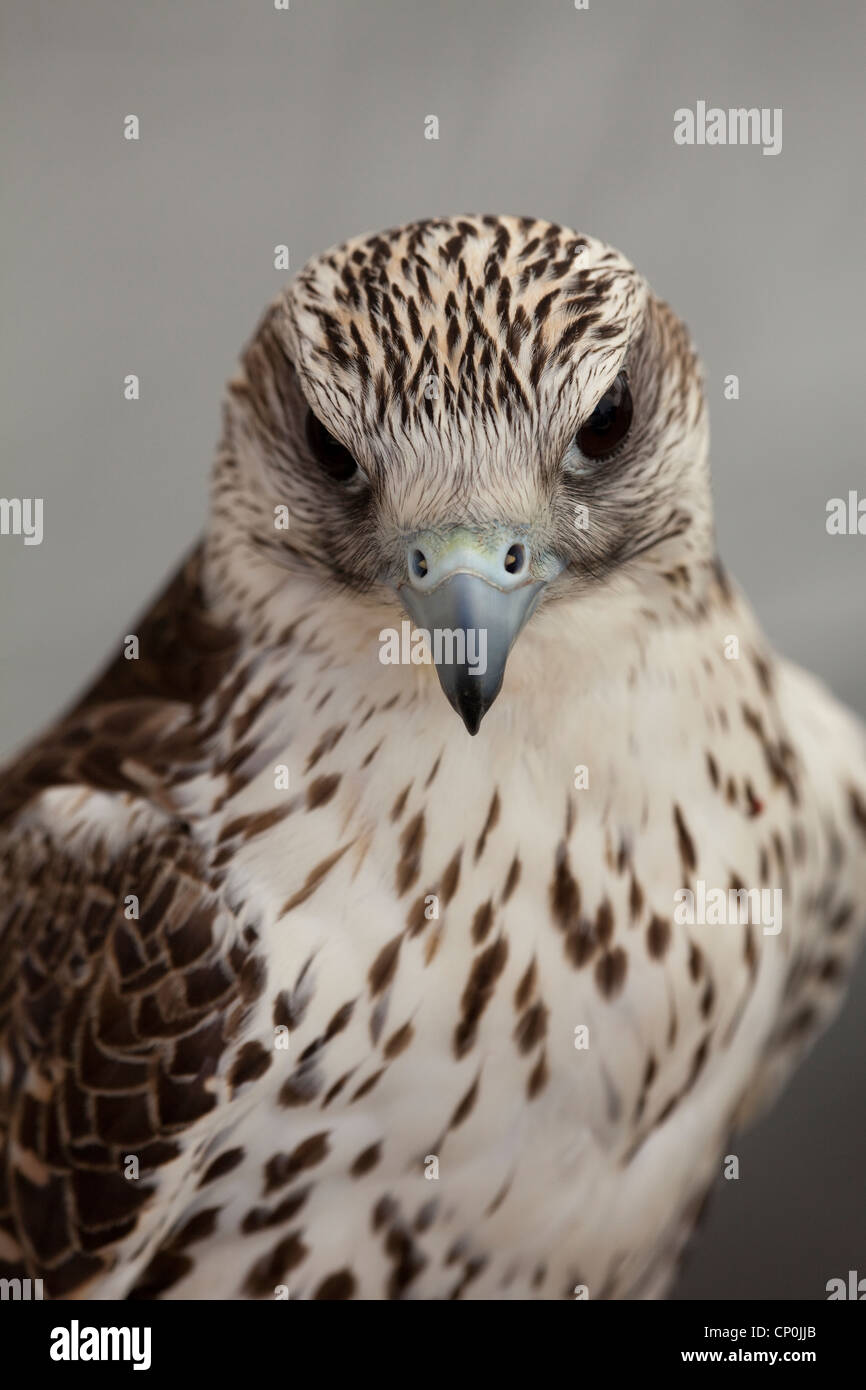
[1,215,865,1300]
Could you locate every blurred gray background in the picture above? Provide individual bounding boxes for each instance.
[1,0,863,1299]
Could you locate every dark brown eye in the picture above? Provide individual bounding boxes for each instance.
[305,408,358,482]
[575,372,633,460]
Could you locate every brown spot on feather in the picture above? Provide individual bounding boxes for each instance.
[280,843,352,914]
[395,812,425,894]
[306,773,341,809]
[673,804,697,875]
[368,934,402,996]
[242,1232,308,1296]
[471,900,494,943]
[647,915,670,959]
[350,1143,382,1177]
[453,937,508,1057]
[474,791,500,862]
[595,948,627,999]
[449,1074,480,1128]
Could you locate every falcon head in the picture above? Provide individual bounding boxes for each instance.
[210,215,713,734]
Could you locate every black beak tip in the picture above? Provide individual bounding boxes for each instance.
[448,673,502,736]
[452,693,484,736]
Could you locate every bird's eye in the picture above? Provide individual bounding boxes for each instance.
[305,408,359,482]
[575,372,633,460]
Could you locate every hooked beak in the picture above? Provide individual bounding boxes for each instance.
[395,529,560,734]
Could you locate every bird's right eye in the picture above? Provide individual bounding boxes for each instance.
[305,408,359,482]
[575,372,633,461]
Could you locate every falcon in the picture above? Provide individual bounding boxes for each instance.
[1,215,864,1301]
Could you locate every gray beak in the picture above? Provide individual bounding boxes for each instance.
[395,529,557,735]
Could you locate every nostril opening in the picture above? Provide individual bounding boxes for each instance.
[504,543,526,576]
[411,549,428,579]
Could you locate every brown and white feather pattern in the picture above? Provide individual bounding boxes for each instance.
[1,215,865,1300]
